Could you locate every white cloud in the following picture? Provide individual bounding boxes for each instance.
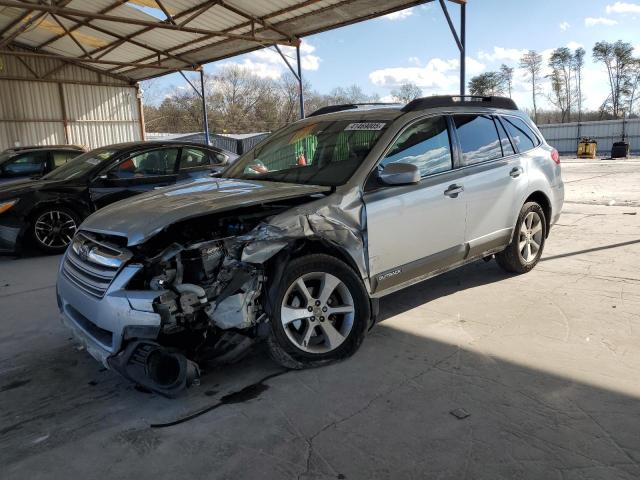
[559,21,570,31]
[369,56,485,95]
[382,8,413,20]
[408,56,422,66]
[606,2,640,13]
[249,40,320,72]
[219,40,320,79]
[566,41,584,50]
[220,59,283,79]
[478,47,528,63]
[584,17,618,26]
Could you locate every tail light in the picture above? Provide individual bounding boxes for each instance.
[551,148,560,165]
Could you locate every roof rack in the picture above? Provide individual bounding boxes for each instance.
[308,102,402,117]
[402,95,518,112]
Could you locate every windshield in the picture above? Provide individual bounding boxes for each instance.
[42,148,117,181]
[222,119,389,186]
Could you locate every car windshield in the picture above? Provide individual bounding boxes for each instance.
[42,148,117,181]
[222,119,390,186]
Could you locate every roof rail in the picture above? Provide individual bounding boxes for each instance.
[308,102,402,117]
[402,95,518,112]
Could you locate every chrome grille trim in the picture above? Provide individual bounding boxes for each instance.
[62,231,131,298]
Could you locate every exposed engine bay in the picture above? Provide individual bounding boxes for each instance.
[103,195,355,397]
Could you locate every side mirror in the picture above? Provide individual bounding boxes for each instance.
[378,162,420,186]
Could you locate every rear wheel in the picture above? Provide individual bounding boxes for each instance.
[30,206,79,254]
[267,254,370,369]
[496,202,546,274]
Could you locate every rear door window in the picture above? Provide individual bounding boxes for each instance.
[110,148,179,179]
[179,148,213,170]
[494,118,515,156]
[453,115,503,165]
[52,151,81,168]
[501,116,540,153]
[381,116,452,176]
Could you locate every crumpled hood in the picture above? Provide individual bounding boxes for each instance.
[81,177,331,246]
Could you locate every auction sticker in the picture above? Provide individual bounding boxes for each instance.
[345,122,386,131]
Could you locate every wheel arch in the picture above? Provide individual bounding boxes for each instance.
[524,191,552,237]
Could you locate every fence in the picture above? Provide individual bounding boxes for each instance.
[537,118,639,156]
[145,132,270,155]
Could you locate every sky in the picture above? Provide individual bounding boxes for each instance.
[142,0,640,112]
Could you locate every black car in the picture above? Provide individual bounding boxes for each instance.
[0,145,86,184]
[0,141,236,254]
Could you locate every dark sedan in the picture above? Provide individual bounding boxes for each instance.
[0,141,236,254]
[0,145,86,184]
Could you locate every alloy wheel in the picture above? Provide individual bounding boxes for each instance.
[34,210,77,249]
[518,211,543,263]
[280,272,355,354]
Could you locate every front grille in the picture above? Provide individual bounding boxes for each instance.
[62,231,131,298]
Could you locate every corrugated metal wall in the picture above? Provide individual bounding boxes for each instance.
[0,51,142,150]
[538,119,640,155]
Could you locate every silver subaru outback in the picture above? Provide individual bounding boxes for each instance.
[57,96,564,396]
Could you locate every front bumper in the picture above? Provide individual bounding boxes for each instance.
[0,222,21,253]
[57,255,164,366]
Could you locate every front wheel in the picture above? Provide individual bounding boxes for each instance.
[266,254,370,369]
[30,207,79,254]
[496,202,546,274]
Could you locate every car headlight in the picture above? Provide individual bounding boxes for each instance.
[0,199,18,215]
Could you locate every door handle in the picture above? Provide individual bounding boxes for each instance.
[510,167,524,178]
[444,184,464,198]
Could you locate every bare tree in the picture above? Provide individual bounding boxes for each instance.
[592,40,635,117]
[520,50,543,122]
[573,47,586,121]
[390,82,423,103]
[547,47,575,122]
[500,64,514,98]
[627,58,640,115]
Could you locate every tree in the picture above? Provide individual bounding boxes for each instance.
[500,64,514,98]
[626,58,640,115]
[520,50,543,122]
[468,72,505,96]
[573,47,586,121]
[592,40,635,117]
[390,82,423,103]
[548,47,574,122]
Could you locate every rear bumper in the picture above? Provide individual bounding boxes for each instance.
[550,181,564,227]
[57,255,164,366]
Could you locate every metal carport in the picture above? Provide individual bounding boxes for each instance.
[0,0,466,150]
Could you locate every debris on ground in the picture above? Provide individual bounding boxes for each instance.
[449,408,470,420]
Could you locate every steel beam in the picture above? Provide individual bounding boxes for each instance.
[460,1,465,96]
[0,48,197,70]
[200,69,210,145]
[0,0,294,45]
[296,44,305,119]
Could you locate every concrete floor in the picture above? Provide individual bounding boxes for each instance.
[1,159,640,480]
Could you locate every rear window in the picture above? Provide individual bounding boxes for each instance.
[501,116,540,153]
[453,115,502,165]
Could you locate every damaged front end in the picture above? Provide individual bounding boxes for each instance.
[59,188,369,397]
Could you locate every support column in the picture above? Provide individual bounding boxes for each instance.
[136,82,146,141]
[296,44,305,119]
[57,82,70,144]
[460,2,466,96]
[200,69,210,145]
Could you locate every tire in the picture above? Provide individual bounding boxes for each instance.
[30,206,80,254]
[496,202,547,274]
[266,253,370,369]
